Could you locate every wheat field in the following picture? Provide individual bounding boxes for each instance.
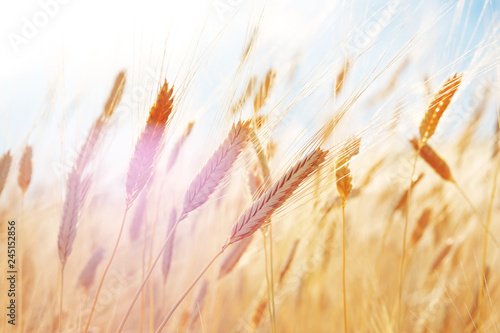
[1,0,500,332]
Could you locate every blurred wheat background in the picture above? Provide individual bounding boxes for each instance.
[0,0,500,332]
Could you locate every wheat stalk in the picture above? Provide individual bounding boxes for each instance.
[85,80,173,333]
[335,136,360,333]
[397,73,462,331]
[162,209,177,283]
[57,168,90,330]
[154,148,327,331]
[116,120,250,332]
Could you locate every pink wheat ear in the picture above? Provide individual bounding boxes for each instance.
[0,150,12,197]
[58,168,91,267]
[126,81,174,207]
[227,148,328,246]
[181,120,251,216]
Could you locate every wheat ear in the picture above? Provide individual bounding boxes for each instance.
[409,139,499,247]
[78,247,105,292]
[254,70,276,113]
[419,73,462,144]
[84,80,173,333]
[154,148,327,332]
[116,121,250,332]
[0,151,12,197]
[18,145,32,195]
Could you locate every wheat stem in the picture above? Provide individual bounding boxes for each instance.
[342,201,348,333]
[396,147,419,332]
[262,226,277,333]
[84,207,130,333]
[59,264,65,332]
[116,214,187,332]
[478,144,500,332]
[155,246,227,332]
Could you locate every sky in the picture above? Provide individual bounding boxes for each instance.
[0,0,498,189]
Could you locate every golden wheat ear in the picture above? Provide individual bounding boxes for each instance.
[419,73,462,144]
[335,137,361,203]
[409,139,453,182]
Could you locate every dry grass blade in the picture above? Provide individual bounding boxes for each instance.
[78,247,105,292]
[0,150,12,197]
[182,120,250,215]
[18,145,33,195]
[419,73,462,144]
[162,209,177,283]
[335,137,361,202]
[227,148,327,245]
[410,139,453,182]
[126,81,174,206]
[254,70,276,113]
